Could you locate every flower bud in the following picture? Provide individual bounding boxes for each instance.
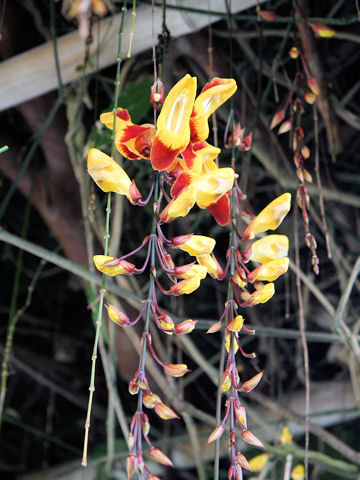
[154,402,179,420]
[164,363,190,377]
[236,452,252,471]
[257,9,276,21]
[310,21,335,38]
[234,402,247,428]
[270,110,285,130]
[241,371,264,392]
[227,315,244,332]
[206,320,222,334]
[141,413,150,436]
[207,424,225,444]
[149,447,173,467]
[127,432,135,450]
[304,92,317,104]
[241,430,265,449]
[307,77,320,95]
[128,378,139,395]
[175,319,197,335]
[126,454,137,480]
[106,304,130,325]
[278,119,292,135]
[289,47,299,59]
[220,371,231,392]
[143,393,160,408]
[158,312,175,334]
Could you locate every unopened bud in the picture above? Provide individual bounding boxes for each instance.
[164,363,190,377]
[242,371,264,392]
[149,447,173,467]
[270,110,285,130]
[236,452,252,471]
[241,429,265,449]
[207,424,225,444]
[175,319,197,335]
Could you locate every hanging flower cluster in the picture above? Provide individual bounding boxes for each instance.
[269,42,320,274]
[87,74,239,479]
[207,188,291,479]
[91,74,237,225]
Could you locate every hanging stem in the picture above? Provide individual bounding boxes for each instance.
[0,191,32,431]
[82,2,128,467]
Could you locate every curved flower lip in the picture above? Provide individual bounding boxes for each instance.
[87,148,131,196]
[170,275,202,295]
[247,257,289,282]
[160,186,197,223]
[175,264,207,280]
[172,234,216,256]
[93,255,135,276]
[190,77,237,142]
[243,193,291,239]
[247,234,289,263]
[151,74,197,171]
[207,194,230,226]
[242,282,275,306]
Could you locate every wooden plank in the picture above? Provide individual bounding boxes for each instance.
[0,0,260,111]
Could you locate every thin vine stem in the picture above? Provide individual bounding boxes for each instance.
[0,190,32,431]
[82,1,128,467]
[50,0,65,100]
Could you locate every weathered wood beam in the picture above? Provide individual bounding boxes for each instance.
[0,0,261,111]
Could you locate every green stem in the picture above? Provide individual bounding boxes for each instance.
[0,145,8,154]
[334,256,360,331]
[50,0,65,100]
[127,0,137,58]
[82,2,128,467]
[0,193,32,431]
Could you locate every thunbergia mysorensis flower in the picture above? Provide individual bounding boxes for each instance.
[97,73,237,226]
[206,189,291,479]
[87,72,291,480]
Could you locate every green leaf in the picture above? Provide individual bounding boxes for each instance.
[116,77,153,123]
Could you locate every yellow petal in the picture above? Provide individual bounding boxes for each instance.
[191,78,237,141]
[291,464,305,480]
[280,426,293,445]
[173,234,216,256]
[151,74,197,171]
[195,167,235,208]
[177,264,207,280]
[160,187,197,222]
[87,148,132,200]
[244,193,291,239]
[249,234,289,263]
[248,453,270,472]
[249,257,289,282]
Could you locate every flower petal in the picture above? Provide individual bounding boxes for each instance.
[151,74,197,170]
